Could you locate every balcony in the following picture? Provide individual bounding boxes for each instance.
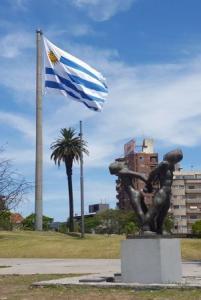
[185,189,201,194]
[187,219,198,224]
[173,210,186,216]
[187,209,201,214]
[171,190,186,196]
[185,180,201,184]
[186,199,201,204]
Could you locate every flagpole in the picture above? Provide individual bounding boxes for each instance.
[35,29,43,230]
[80,120,85,238]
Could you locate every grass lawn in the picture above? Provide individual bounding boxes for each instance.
[0,231,201,299]
[0,231,123,259]
[181,239,201,261]
[0,230,200,260]
[0,274,201,300]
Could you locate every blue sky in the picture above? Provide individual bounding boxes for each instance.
[1,0,201,221]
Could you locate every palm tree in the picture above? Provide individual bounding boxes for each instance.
[50,128,89,232]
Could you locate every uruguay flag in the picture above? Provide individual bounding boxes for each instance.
[43,37,108,111]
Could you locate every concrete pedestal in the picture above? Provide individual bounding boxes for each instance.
[121,238,182,284]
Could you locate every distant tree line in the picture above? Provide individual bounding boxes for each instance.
[22,213,53,231]
[75,209,174,236]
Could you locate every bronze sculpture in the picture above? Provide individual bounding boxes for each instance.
[109,149,183,235]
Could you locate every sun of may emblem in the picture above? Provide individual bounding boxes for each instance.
[48,50,58,64]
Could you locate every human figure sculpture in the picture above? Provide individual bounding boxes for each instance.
[144,149,183,234]
[109,160,148,227]
[109,149,183,235]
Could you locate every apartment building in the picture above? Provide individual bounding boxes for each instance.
[171,170,201,233]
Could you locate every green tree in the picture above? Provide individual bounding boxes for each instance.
[124,221,138,236]
[116,210,139,234]
[84,216,101,233]
[164,213,174,234]
[22,213,53,230]
[0,210,12,230]
[50,128,89,232]
[94,209,139,234]
[192,220,201,235]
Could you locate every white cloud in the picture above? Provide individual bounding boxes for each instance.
[72,0,136,21]
[0,61,35,97]
[0,31,35,105]
[45,23,95,39]
[0,32,33,58]
[0,111,35,140]
[71,24,94,36]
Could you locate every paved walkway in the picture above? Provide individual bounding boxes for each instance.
[0,258,120,275]
[1,259,201,288]
[0,258,200,278]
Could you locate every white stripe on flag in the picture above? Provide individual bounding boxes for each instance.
[43,36,108,111]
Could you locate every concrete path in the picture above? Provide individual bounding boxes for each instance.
[1,258,201,289]
[0,258,120,275]
[0,258,200,278]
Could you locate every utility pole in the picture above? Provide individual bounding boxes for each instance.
[35,29,43,230]
[80,120,85,238]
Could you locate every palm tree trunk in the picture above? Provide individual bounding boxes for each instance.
[65,161,74,232]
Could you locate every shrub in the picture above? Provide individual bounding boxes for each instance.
[0,210,12,230]
[22,213,53,230]
[192,220,201,235]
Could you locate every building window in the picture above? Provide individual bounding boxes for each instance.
[175,175,184,179]
[184,175,195,179]
[173,205,179,209]
[188,185,196,189]
[181,216,186,219]
[188,195,197,199]
[189,215,197,219]
[173,185,184,189]
[150,156,157,163]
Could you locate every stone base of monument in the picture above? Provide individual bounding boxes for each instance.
[121,238,182,284]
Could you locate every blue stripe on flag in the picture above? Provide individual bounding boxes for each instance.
[45,81,80,100]
[46,68,56,75]
[60,56,106,86]
[67,73,107,93]
[45,80,99,111]
[45,68,105,103]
